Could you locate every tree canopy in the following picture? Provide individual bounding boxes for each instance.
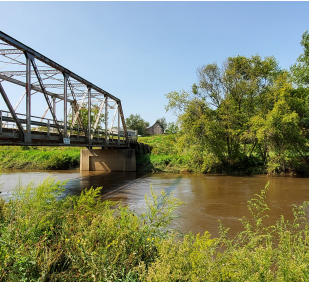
[125,114,150,136]
[165,32,309,174]
[68,103,106,131]
[291,31,309,87]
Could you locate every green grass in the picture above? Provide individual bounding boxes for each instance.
[0,146,81,170]
[137,135,189,173]
[0,136,308,175]
[0,178,308,281]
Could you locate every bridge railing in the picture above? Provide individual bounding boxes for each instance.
[0,109,127,143]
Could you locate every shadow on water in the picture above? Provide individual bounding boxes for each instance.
[64,170,151,198]
[0,169,151,199]
[0,167,308,238]
[164,175,183,195]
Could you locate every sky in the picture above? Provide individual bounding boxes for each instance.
[0,1,309,126]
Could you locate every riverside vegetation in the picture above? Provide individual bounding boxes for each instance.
[0,177,308,281]
[0,32,309,175]
[157,32,309,175]
[137,32,310,175]
[0,146,80,170]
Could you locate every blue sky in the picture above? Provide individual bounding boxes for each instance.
[0,1,309,125]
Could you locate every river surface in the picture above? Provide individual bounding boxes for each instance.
[0,170,309,238]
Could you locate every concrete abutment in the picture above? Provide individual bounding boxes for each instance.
[80,148,136,171]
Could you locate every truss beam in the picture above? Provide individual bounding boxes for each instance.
[0,49,23,55]
[27,52,63,137]
[0,70,60,76]
[0,83,25,140]
[0,31,120,103]
[36,83,85,88]
[0,74,74,102]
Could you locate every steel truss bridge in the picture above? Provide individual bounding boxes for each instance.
[0,31,132,148]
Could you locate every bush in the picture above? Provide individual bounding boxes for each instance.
[142,183,309,281]
[0,179,308,281]
[0,177,182,281]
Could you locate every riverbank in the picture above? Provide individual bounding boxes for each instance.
[137,135,309,175]
[0,135,308,175]
[0,146,80,170]
[137,135,267,174]
[0,177,308,281]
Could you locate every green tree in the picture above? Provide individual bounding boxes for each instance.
[165,47,308,174]
[291,31,309,87]
[125,114,150,136]
[249,73,309,172]
[68,103,106,131]
[168,55,280,160]
[165,122,179,134]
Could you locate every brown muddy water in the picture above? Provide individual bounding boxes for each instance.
[0,170,309,238]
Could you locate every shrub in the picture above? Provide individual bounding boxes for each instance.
[0,179,308,281]
[141,183,309,281]
[0,177,182,281]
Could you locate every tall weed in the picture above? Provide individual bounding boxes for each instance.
[143,183,309,281]
[0,177,182,281]
[0,179,308,281]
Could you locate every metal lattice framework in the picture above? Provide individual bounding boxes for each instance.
[0,30,130,147]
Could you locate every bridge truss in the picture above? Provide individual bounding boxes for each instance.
[0,31,130,147]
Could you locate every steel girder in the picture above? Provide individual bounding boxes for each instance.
[0,70,60,76]
[0,49,23,55]
[0,73,74,102]
[0,31,120,103]
[0,30,129,144]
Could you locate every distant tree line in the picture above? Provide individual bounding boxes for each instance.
[125,114,178,136]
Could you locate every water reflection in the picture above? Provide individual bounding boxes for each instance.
[0,170,308,238]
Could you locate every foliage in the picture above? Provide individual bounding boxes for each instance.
[0,178,308,281]
[165,122,179,134]
[140,184,309,281]
[164,90,189,115]
[0,177,182,281]
[69,103,107,131]
[137,135,185,173]
[126,114,150,136]
[291,31,309,87]
[164,32,309,175]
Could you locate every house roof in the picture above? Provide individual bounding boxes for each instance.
[146,121,162,130]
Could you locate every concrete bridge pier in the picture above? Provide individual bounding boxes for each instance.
[80,148,136,171]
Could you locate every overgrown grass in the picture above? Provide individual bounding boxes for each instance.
[0,178,308,281]
[143,184,309,281]
[137,135,190,173]
[0,146,81,170]
[0,135,308,175]
[138,135,308,175]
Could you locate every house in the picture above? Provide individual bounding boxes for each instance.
[146,121,163,135]
[127,129,138,137]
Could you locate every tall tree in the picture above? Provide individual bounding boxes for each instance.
[165,46,309,173]
[125,114,149,136]
[291,31,309,87]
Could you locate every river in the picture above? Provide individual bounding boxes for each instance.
[0,170,309,238]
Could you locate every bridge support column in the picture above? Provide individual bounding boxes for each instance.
[25,54,32,143]
[80,148,136,171]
